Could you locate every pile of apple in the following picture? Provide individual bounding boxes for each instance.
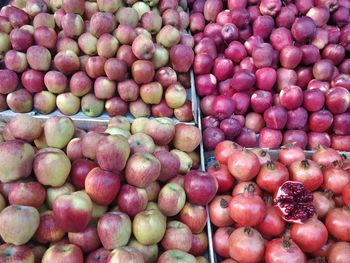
[190,0,350,151]
[208,140,350,262]
[0,0,195,121]
[0,114,218,263]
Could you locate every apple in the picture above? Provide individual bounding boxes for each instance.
[189,231,208,256]
[4,50,27,73]
[133,209,167,245]
[129,99,151,118]
[131,117,149,134]
[156,25,180,47]
[108,115,131,130]
[34,148,71,187]
[125,152,161,188]
[96,135,130,172]
[153,150,180,182]
[0,16,12,33]
[196,256,209,263]
[56,37,80,54]
[6,89,33,113]
[66,138,83,161]
[8,114,42,142]
[158,250,196,263]
[105,58,128,82]
[34,211,65,244]
[86,248,110,263]
[132,2,151,17]
[89,12,116,37]
[179,202,208,234]
[0,193,5,213]
[81,93,105,117]
[78,32,98,55]
[165,82,187,109]
[81,131,106,160]
[116,7,139,28]
[162,8,180,27]
[116,45,137,67]
[68,223,101,253]
[85,167,121,206]
[145,181,161,202]
[44,116,75,149]
[46,183,75,209]
[128,133,156,154]
[97,211,132,249]
[70,71,93,97]
[42,244,84,263]
[0,205,40,245]
[170,44,194,73]
[114,24,137,45]
[52,191,93,232]
[44,71,67,94]
[9,28,33,52]
[128,238,158,263]
[97,33,119,58]
[144,117,175,145]
[174,100,194,122]
[173,124,202,153]
[54,50,80,75]
[105,97,128,116]
[8,182,45,208]
[158,182,186,217]
[140,82,163,105]
[0,140,34,183]
[132,34,155,60]
[117,184,148,218]
[155,66,177,88]
[170,149,193,174]
[33,13,55,28]
[0,69,18,95]
[34,91,57,114]
[70,159,98,189]
[140,11,162,34]
[0,244,34,263]
[56,92,81,115]
[62,0,84,14]
[85,56,107,79]
[26,45,51,71]
[25,0,48,16]
[91,202,108,220]
[93,76,116,99]
[131,60,155,85]
[151,99,174,118]
[107,246,144,263]
[21,69,45,93]
[34,26,57,49]
[161,221,193,252]
[97,0,122,12]
[151,44,169,69]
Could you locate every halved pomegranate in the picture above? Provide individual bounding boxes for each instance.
[274,181,316,223]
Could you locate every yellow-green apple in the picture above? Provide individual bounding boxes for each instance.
[81,93,105,117]
[105,127,131,138]
[145,181,160,202]
[4,50,28,73]
[131,117,149,134]
[0,244,34,263]
[187,151,200,170]
[158,250,196,263]
[54,50,80,75]
[158,183,186,217]
[81,131,106,160]
[154,150,180,182]
[96,135,130,172]
[8,182,45,208]
[184,170,218,205]
[125,152,161,188]
[94,77,116,99]
[34,148,71,187]
[44,116,75,149]
[179,203,207,234]
[105,97,128,117]
[144,117,175,145]
[132,209,166,245]
[170,149,192,174]
[117,184,148,218]
[156,25,180,47]
[56,37,80,54]
[6,89,33,113]
[33,12,55,28]
[140,82,163,104]
[91,202,108,220]
[173,124,202,152]
[132,34,155,60]
[56,92,81,115]
[66,138,83,161]
[70,159,98,189]
[44,71,67,94]
[131,60,155,85]
[128,238,158,263]
[33,26,57,49]
[152,43,169,69]
[161,221,193,252]
[170,44,194,73]
[26,45,51,71]
[89,12,116,37]
[0,16,12,34]
[70,71,93,97]
[97,0,122,12]
[116,7,139,28]
[0,193,5,212]
[97,33,119,58]
[62,0,84,14]
[155,66,177,88]
[46,183,75,209]
[0,31,10,57]
[61,13,84,38]
[25,0,48,17]
[86,248,110,263]
[145,202,161,212]
[140,11,162,34]
[128,133,156,154]
[85,167,121,206]
[34,211,65,244]
[108,116,131,131]
[189,231,208,256]
[0,205,40,245]
[52,191,93,232]
[107,246,144,263]
[174,100,194,122]
[196,256,209,263]
[34,91,57,114]
[169,175,185,187]
[97,211,132,249]
[165,83,187,109]
[129,99,151,118]
[42,243,83,263]
[68,223,101,253]
[132,2,151,17]
[78,32,98,56]
[0,140,34,183]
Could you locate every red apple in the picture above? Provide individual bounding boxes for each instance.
[116,44,137,67]
[158,250,196,263]
[21,69,45,93]
[144,117,175,145]
[107,246,144,263]
[68,223,101,253]
[117,79,139,102]
[104,58,128,82]
[44,71,67,94]
[46,183,75,209]
[6,89,33,113]
[56,37,79,54]
[189,231,208,256]
[66,138,83,161]
[145,181,161,202]
[86,248,110,263]
[85,56,106,79]
[4,50,27,73]
[34,26,57,49]
[128,133,156,154]
[151,99,174,118]
[81,131,106,160]
[128,237,159,263]
[54,50,80,75]
[41,244,84,263]
[8,182,45,208]
[173,124,202,152]
[140,82,163,105]
[70,71,93,97]
[179,202,208,234]
[94,76,117,99]
[155,66,177,88]
[170,44,194,72]
[26,45,51,71]
[105,97,128,116]
[158,182,186,216]
[117,184,148,218]
[85,167,121,206]
[114,24,137,45]
[161,221,193,252]
[62,0,84,14]
[0,244,34,263]
[97,211,132,249]
[70,159,98,189]
[132,34,155,60]
[131,60,155,85]
[97,33,118,58]
[34,210,65,244]
[89,12,116,37]
[10,28,33,52]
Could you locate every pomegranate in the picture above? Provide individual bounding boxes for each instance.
[312,146,343,167]
[327,242,350,263]
[208,162,234,194]
[257,202,286,238]
[311,239,335,258]
[214,140,242,165]
[274,181,316,223]
[322,161,350,195]
[256,161,289,194]
[265,238,307,263]
[342,183,350,204]
[232,181,263,197]
[289,159,323,191]
[278,144,306,165]
[227,149,260,181]
[209,195,234,227]
[325,207,350,241]
[251,148,271,165]
[312,191,336,219]
[213,227,233,258]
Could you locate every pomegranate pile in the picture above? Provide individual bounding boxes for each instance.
[0,0,195,121]
[190,0,350,151]
[209,140,350,262]
[0,114,218,263]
